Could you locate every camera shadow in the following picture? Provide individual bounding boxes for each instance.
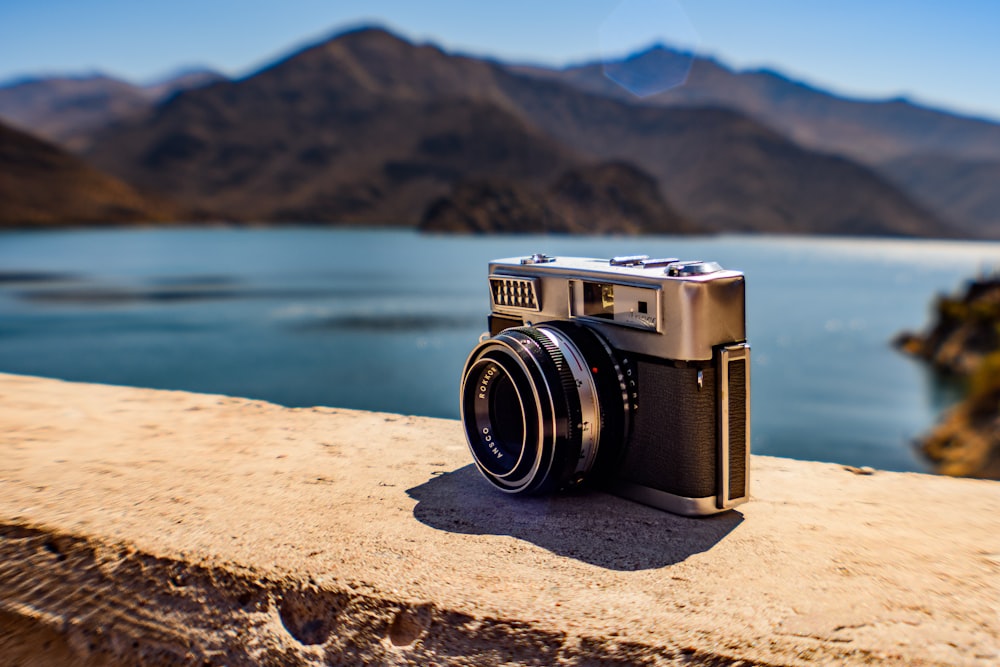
[407,465,743,571]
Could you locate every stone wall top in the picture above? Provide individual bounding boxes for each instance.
[1,373,998,665]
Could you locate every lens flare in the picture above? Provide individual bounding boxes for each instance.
[599,0,701,97]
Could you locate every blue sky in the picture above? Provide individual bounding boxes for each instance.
[2,0,999,121]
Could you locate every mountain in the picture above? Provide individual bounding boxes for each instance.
[0,120,179,226]
[86,97,578,224]
[82,27,951,237]
[488,74,948,236]
[880,155,1000,238]
[142,68,227,102]
[0,75,149,149]
[511,47,1000,166]
[421,161,694,234]
[514,46,1000,237]
[0,69,226,150]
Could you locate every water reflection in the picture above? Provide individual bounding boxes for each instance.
[0,270,80,284]
[16,285,333,305]
[292,313,481,333]
[4,229,1000,473]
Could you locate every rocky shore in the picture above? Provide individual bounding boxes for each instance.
[895,274,1000,478]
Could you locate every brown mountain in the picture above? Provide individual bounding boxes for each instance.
[421,161,693,234]
[83,27,952,237]
[0,120,178,226]
[880,155,1000,238]
[84,29,579,224]
[511,46,1000,165]
[142,68,227,102]
[0,69,225,151]
[88,94,578,224]
[514,47,1000,237]
[490,77,949,236]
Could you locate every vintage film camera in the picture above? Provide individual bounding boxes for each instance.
[459,253,750,516]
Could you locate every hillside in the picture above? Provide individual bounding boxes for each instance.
[880,155,1000,238]
[512,46,1000,165]
[0,70,225,151]
[491,77,950,236]
[514,47,1000,237]
[421,161,694,234]
[0,120,179,226]
[82,27,952,237]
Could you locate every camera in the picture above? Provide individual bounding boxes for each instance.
[459,253,750,516]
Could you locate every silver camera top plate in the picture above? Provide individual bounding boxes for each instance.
[487,255,746,361]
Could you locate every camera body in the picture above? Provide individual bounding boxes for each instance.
[460,253,750,516]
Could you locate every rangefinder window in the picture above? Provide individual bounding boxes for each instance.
[582,281,615,319]
[571,280,660,332]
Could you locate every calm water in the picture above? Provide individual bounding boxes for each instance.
[3,228,998,473]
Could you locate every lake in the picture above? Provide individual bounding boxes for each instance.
[3,228,998,473]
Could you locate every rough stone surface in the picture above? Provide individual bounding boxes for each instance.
[0,372,998,666]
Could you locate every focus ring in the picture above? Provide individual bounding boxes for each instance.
[505,326,582,443]
[502,326,587,490]
[532,320,633,482]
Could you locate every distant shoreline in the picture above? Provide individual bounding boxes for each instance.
[0,222,993,245]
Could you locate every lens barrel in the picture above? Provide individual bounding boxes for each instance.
[460,322,631,494]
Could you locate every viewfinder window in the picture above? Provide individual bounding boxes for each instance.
[582,281,615,319]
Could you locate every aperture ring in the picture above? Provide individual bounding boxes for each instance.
[491,326,601,490]
[533,326,602,479]
[530,320,634,481]
[502,327,582,443]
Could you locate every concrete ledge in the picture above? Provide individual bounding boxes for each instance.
[1,373,998,666]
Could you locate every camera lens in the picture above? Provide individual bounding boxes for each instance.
[465,357,535,479]
[481,367,524,466]
[460,322,632,495]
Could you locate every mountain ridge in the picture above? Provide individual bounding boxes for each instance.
[0,119,181,226]
[510,45,1000,165]
[0,69,226,151]
[880,154,1000,238]
[78,26,953,237]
